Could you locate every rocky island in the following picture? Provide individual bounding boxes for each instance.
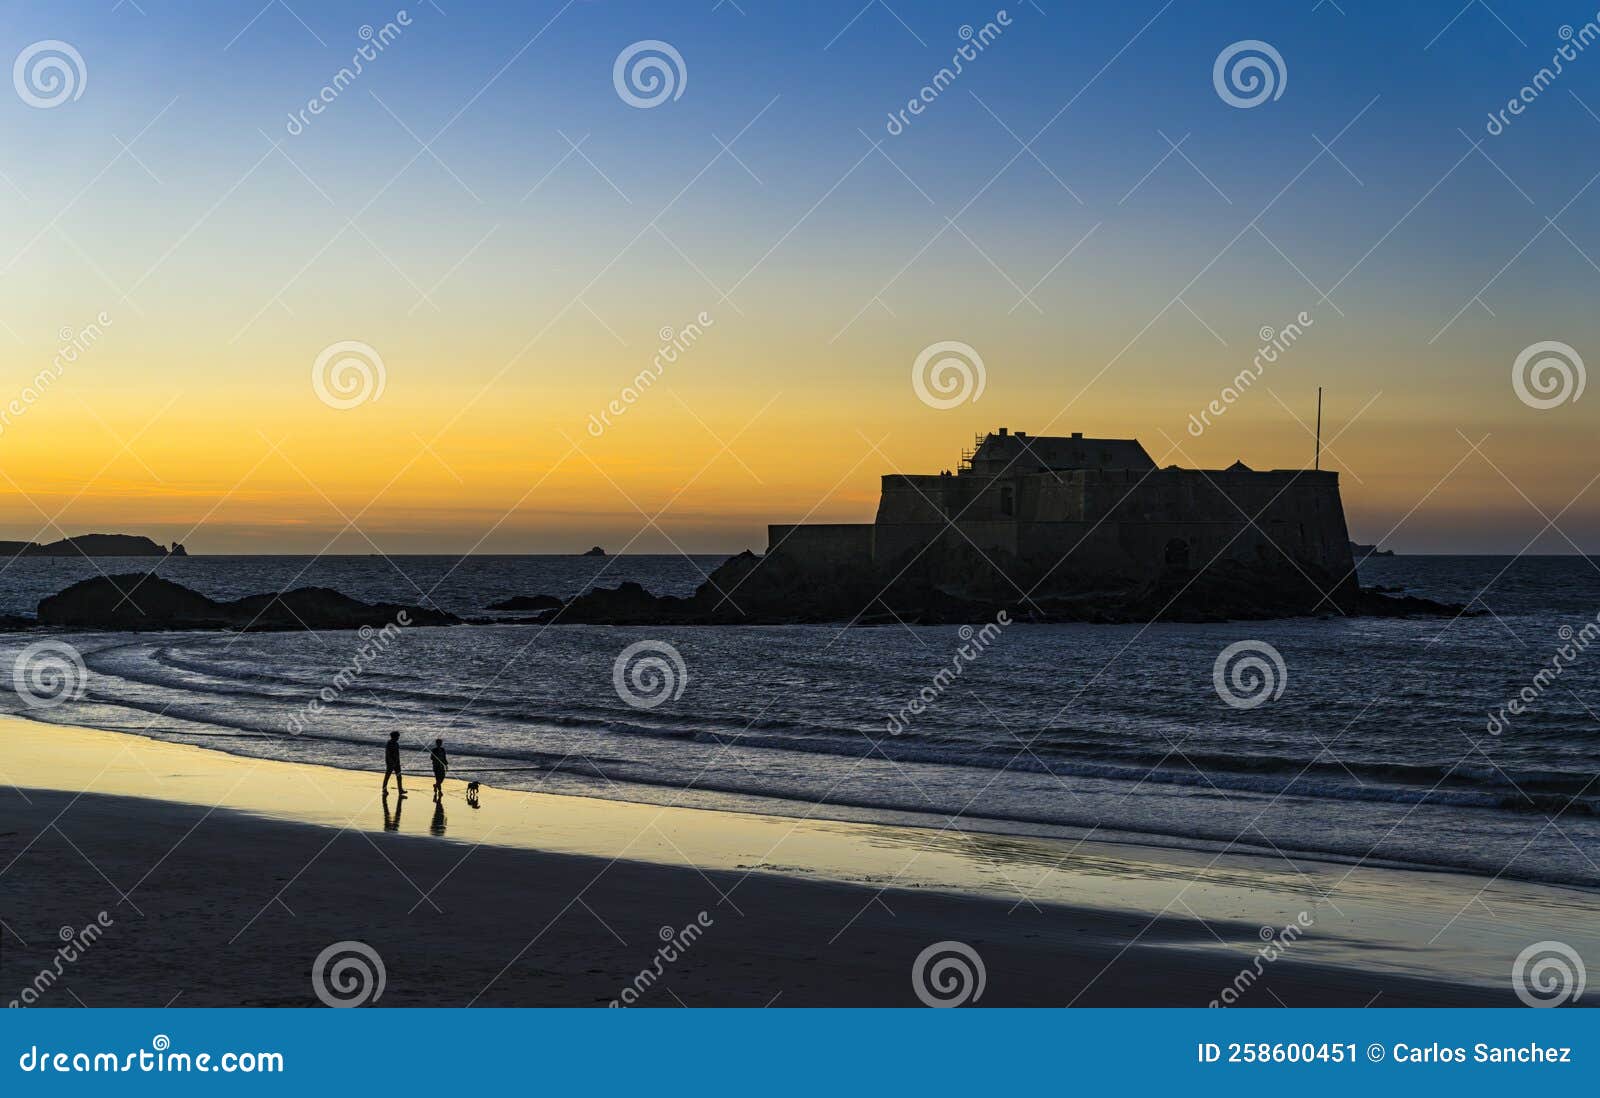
[508,429,1457,625]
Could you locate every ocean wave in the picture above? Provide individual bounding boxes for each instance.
[63,681,1599,822]
[48,627,1600,830]
[669,728,1599,815]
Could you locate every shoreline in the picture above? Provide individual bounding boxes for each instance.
[15,687,1595,895]
[2,717,1592,1006]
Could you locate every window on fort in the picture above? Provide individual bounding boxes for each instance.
[1000,486,1015,517]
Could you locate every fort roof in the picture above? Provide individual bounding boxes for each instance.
[968,428,1156,474]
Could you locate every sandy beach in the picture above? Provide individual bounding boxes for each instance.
[1,717,1590,1007]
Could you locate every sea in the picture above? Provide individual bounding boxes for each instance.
[1,553,1596,889]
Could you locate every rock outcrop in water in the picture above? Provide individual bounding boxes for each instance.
[538,549,1460,625]
[37,575,459,631]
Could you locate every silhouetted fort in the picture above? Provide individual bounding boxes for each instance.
[770,428,1354,590]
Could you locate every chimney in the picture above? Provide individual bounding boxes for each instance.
[1071,431,1083,439]
[997,427,1008,437]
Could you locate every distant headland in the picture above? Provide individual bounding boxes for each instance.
[0,534,186,558]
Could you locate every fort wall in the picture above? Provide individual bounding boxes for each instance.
[766,522,874,571]
[779,468,1351,588]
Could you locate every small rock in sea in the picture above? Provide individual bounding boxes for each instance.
[485,593,564,612]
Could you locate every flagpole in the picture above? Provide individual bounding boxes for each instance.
[1315,387,1322,471]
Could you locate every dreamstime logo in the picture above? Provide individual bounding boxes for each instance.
[613,40,686,108]
[911,940,986,1007]
[612,640,688,709]
[311,340,387,409]
[1487,613,1599,736]
[284,11,412,136]
[1212,40,1285,109]
[286,612,411,735]
[1187,311,1313,437]
[9,911,113,1007]
[1212,640,1287,709]
[12,640,87,709]
[1512,340,1584,409]
[0,311,112,440]
[1485,20,1600,137]
[609,911,714,1007]
[883,10,1013,136]
[311,940,386,1007]
[886,612,1010,735]
[15,1036,283,1073]
[1209,911,1315,1007]
[912,341,985,409]
[13,40,86,108]
[587,311,714,438]
[1511,940,1586,1007]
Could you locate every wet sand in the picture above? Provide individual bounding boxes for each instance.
[2,718,1586,1006]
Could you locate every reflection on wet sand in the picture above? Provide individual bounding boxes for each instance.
[382,791,403,832]
[8,716,1597,993]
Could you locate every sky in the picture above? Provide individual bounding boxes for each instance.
[2,0,1598,553]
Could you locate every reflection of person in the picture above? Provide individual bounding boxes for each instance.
[382,791,403,832]
[430,797,446,837]
[429,738,448,801]
[382,731,406,797]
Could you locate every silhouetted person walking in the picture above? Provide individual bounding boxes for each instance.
[429,737,448,801]
[383,731,406,797]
